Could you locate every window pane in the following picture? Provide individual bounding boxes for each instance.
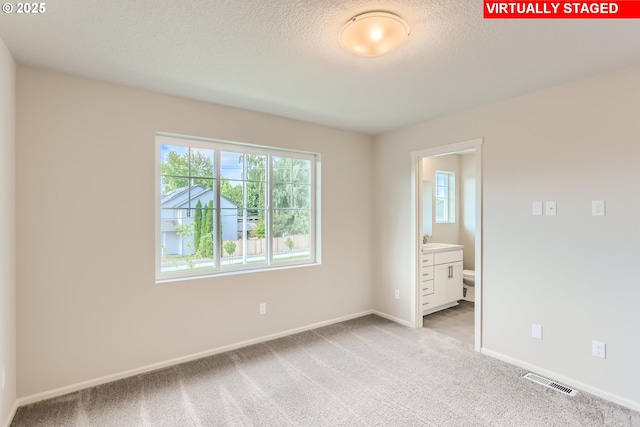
[273,156,291,182]
[239,209,267,265]
[219,151,268,269]
[160,209,181,258]
[221,239,240,267]
[220,209,236,240]
[273,210,311,262]
[189,148,214,178]
[188,182,215,209]
[246,154,266,182]
[273,210,310,236]
[273,183,292,209]
[435,199,445,222]
[221,151,243,180]
[221,208,241,267]
[246,181,266,210]
[292,159,311,184]
[161,145,189,177]
[220,179,243,210]
[160,177,188,198]
[293,185,310,209]
[194,206,215,262]
[160,207,216,273]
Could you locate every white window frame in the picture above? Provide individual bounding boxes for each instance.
[435,170,455,223]
[156,133,319,282]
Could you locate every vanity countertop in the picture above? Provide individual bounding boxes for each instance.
[421,243,463,254]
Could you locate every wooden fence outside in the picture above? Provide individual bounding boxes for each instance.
[222,234,310,256]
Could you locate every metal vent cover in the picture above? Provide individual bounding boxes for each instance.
[524,373,578,396]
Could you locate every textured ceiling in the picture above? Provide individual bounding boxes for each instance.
[1,1,640,134]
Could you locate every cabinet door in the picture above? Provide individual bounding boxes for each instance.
[432,264,450,306]
[446,261,463,302]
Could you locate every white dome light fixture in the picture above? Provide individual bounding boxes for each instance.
[340,11,410,57]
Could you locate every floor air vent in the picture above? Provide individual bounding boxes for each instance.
[523,373,578,396]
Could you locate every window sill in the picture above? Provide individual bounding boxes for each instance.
[156,261,322,284]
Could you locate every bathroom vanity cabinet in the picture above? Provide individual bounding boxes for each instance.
[420,245,463,315]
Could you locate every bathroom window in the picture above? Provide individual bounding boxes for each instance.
[435,171,455,223]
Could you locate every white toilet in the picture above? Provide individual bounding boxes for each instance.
[462,269,475,302]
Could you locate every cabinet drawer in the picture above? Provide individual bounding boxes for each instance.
[421,253,434,266]
[420,266,434,282]
[421,280,434,296]
[434,250,463,265]
[421,291,434,308]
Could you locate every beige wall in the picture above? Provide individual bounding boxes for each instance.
[0,38,16,425]
[459,153,475,271]
[373,65,640,407]
[422,154,460,244]
[16,66,374,397]
[421,152,476,269]
[11,57,640,410]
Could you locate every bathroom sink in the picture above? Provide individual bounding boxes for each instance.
[423,243,456,249]
[422,243,463,253]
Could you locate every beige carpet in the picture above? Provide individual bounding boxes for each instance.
[11,315,640,426]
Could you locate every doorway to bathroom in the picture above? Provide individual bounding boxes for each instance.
[410,138,483,351]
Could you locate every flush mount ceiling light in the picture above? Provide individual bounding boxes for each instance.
[340,11,410,57]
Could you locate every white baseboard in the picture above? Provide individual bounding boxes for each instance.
[481,348,640,412]
[372,310,414,328]
[3,400,18,427]
[17,310,375,407]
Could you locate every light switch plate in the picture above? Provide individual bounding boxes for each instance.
[532,202,543,216]
[532,324,542,339]
[545,201,556,216]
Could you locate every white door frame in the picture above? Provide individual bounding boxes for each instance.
[410,138,483,351]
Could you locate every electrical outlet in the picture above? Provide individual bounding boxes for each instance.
[592,340,606,359]
[592,200,605,216]
[259,303,266,315]
[532,324,542,339]
[1,367,5,391]
[394,289,400,299]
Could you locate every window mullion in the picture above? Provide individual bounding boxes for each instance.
[266,153,273,265]
[242,156,247,266]
[214,150,222,271]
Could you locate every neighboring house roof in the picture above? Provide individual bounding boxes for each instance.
[161,185,237,208]
[161,185,241,235]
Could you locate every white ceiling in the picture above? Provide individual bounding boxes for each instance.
[1,1,640,135]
